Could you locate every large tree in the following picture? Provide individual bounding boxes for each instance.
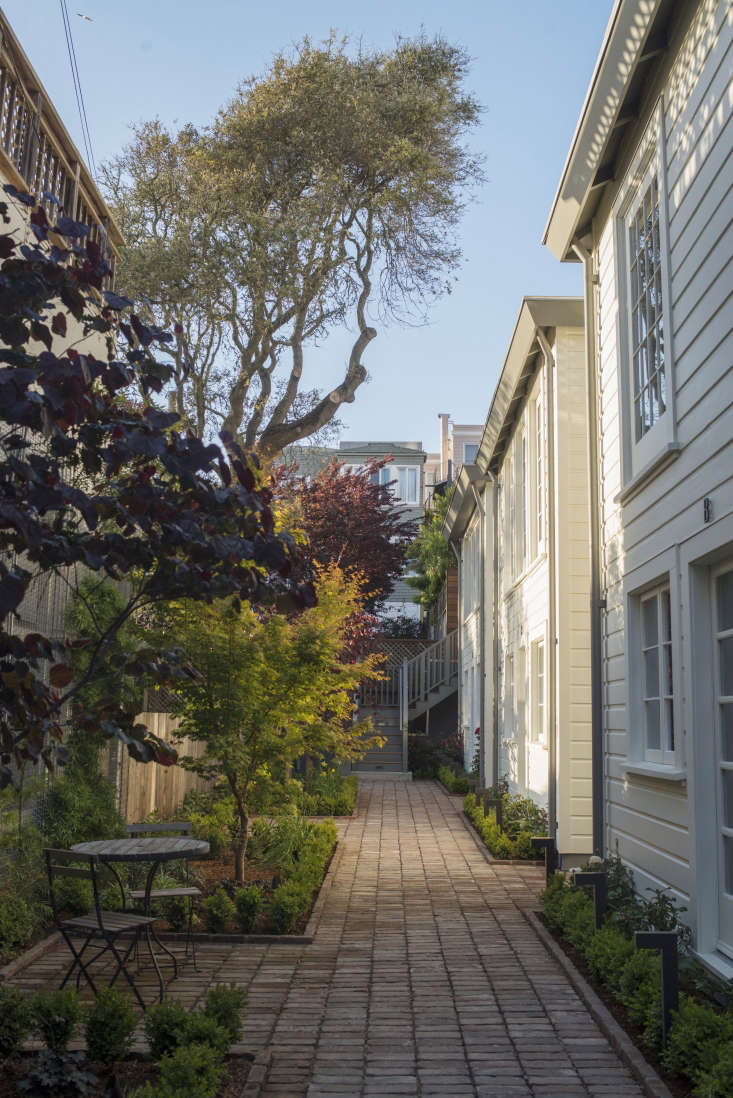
[101,36,482,455]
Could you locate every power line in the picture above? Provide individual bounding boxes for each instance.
[58,0,96,178]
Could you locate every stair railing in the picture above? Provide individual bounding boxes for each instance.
[399,630,458,768]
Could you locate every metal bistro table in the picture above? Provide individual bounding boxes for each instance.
[71,835,209,999]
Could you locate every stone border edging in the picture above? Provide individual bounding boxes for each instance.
[0,931,61,982]
[304,829,346,938]
[156,931,313,945]
[240,1049,272,1097]
[523,909,674,1098]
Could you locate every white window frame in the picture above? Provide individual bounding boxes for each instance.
[464,442,479,465]
[638,583,675,765]
[516,425,527,575]
[530,634,547,745]
[625,552,683,772]
[532,381,544,560]
[614,99,678,492]
[504,650,515,741]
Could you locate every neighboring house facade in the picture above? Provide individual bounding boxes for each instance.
[545,0,733,970]
[443,299,594,863]
[424,414,484,504]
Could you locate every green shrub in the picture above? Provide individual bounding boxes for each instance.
[0,892,33,962]
[0,985,33,1061]
[32,988,82,1053]
[41,754,124,851]
[617,949,660,1027]
[52,877,94,917]
[234,885,263,933]
[201,887,235,933]
[204,984,246,1044]
[84,987,137,1066]
[157,1042,225,1098]
[562,889,595,953]
[17,1048,97,1097]
[540,873,570,930]
[437,765,469,794]
[296,771,357,816]
[269,880,306,933]
[693,1042,733,1097]
[143,998,189,1061]
[664,996,733,1080]
[190,799,237,858]
[184,1014,229,1054]
[584,925,636,996]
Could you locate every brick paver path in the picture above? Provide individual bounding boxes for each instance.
[11,781,645,1096]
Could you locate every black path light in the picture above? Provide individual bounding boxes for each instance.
[634,930,679,1047]
[483,792,504,832]
[573,871,608,929]
[531,837,558,883]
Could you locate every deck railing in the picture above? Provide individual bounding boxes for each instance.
[0,13,121,274]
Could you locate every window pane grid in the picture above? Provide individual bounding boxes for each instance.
[640,585,674,759]
[630,175,666,441]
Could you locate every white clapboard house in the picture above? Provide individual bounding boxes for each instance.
[442,298,594,864]
[544,0,733,972]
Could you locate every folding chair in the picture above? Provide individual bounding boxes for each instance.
[126,821,202,971]
[45,848,161,1010]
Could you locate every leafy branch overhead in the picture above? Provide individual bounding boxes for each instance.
[102,35,483,454]
[0,185,313,788]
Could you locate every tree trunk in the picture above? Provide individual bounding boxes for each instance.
[234,813,249,884]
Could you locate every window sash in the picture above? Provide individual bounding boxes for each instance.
[640,584,675,764]
[531,640,546,744]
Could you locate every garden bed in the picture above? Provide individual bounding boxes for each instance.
[0,1053,255,1098]
[463,789,547,861]
[534,910,685,1097]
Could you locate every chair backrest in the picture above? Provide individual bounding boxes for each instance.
[45,848,103,928]
[126,821,193,836]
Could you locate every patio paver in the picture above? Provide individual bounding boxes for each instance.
[9,781,645,1096]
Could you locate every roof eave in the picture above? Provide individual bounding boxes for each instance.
[543,0,666,261]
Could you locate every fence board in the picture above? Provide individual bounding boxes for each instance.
[112,713,212,823]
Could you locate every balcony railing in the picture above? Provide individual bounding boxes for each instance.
[0,12,121,276]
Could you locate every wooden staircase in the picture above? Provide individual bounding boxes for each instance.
[352,631,458,777]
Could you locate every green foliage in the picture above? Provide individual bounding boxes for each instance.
[437,765,469,794]
[617,949,660,1027]
[562,889,595,953]
[296,770,357,816]
[166,566,382,881]
[234,885,264,933]
[201,887,236,933]
[17,1049,97,1097]
[190,797,238,859]
[143,999,189,1061]
[65,579,140,716]
[157,1042,225,1098]
[584,925,636,996]
[463,793,541,861]
[32,988,82,1054]
[83,987,137,1066]
[268,880,306,933]
[693,1042,733,1097]
[203,984,247,1044]
[0,985,33,1061]
[664,996,733,1080]
[0,892,33,962]
[183,1015,229,1054]
[406,491,454,609]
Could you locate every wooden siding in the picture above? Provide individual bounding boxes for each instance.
[593,0,732,929]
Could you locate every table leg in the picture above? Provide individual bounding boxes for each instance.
[143,861,179,980]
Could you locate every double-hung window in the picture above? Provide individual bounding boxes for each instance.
[531,639,546,744]
[640,583,675,764]
[616,103,677,490]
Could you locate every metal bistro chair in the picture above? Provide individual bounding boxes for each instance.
[126,821,202,971]
[45,848,160,1010]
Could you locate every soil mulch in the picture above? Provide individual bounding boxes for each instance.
[536,911,691,1098]
[0,1053,252,1097]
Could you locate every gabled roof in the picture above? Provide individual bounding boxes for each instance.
[543,0,677,261]
[441,464,486,544]
[338,442,426,461]
[477,297,584,475]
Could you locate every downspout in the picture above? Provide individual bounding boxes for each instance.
[470,482,486,786]
[448,538,462,748]
[536,327,558,850]
[573,240,604,856]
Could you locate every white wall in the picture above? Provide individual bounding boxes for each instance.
[593,0,733,962]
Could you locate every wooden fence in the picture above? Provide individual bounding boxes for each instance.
[111,713,213,823]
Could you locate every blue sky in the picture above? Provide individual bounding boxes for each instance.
[5,1,610,454]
